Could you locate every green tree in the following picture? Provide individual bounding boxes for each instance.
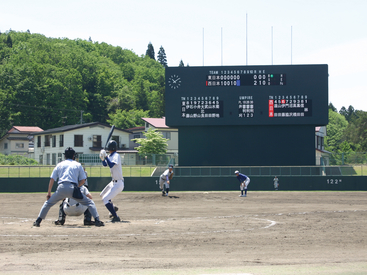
[6,35,12,48]
[344,111,367,151]
[132,128,168,155]
[325,109,349,152]
[146,42,155,60]
[328,102,337,112]
[178,59,184,67]
[339,105,357,122]
[107,109,149,129]
[0,31,165,131]
[157,46,167,67]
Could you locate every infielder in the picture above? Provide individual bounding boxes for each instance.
[33,147,104,227]
[235,170,250,197]
[159,164,174,196]
[100,140,123,222]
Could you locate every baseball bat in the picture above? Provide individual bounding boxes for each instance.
[104,125,115,149]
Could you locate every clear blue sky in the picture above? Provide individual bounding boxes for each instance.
[1,0,366,111]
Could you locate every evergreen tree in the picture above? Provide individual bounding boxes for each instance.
[6,35,12,48]
[146,42,155,60]
[157,46,167,67]
[339,105,357,122]
[328,103,337,112]
[178,59,184,67]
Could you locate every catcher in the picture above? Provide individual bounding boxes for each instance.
[54,171,95,226]
[159,164,174,196]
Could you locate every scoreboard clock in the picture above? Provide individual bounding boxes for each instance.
[165,64,328,127]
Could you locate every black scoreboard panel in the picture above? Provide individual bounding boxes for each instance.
[165,65,328,127]
[178,125,316,166]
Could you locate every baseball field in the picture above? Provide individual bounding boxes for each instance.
[1,191,366,275]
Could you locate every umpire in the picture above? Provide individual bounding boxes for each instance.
[33,147,104,227]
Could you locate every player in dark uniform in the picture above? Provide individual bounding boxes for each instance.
[235,170,250,197]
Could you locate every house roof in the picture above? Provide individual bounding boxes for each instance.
[31,122,131,135]
[8,126,43,133]
[141,117,169,128]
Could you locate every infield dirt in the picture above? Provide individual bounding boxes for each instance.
[0,191,366,275]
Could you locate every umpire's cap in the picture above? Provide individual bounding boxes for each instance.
[64,147,76,159]
[234,170,239,174]
[107,140,117,151]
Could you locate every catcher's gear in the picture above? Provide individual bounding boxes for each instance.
[107,140,117,151]
[63,198,88,216]
[64,147,76,159]
[99,149,107,161]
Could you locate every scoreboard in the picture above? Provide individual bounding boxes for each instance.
[165,65,328,127]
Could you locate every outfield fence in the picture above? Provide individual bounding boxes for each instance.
[0,165,366,178]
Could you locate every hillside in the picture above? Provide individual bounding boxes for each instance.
[0,30,165,133]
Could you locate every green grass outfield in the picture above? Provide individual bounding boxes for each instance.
[1,165,367,178]
[0,165,156,178]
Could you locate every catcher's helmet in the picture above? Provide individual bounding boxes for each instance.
[107,140,117,151]
[64,147,76,159]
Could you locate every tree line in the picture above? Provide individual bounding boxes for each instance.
[0,30,168,134]
[326,103,367,163]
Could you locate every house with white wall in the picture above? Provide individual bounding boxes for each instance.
[141,117,178,156]
[32,122,131,165]
[0,126,43,158]
[315,126,330,165]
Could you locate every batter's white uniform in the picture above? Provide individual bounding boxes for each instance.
[100,151,124,204]
[63,186,90,216]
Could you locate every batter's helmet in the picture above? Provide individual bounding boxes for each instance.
[64,147,76,159]
[107,140,117,151]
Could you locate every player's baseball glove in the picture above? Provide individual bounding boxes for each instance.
[169,172,174,180]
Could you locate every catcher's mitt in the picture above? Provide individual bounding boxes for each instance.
[169,172,174,180]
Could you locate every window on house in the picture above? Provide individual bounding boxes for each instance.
[74,135,83,147]
[162,132,171,140]
[133,134,140,143]
[112,135,120,148]
[58,153,62,163]
[52,153,56,165]
[4,143,8,149]
[15,143,24,149]
[59,135,64,147]
[52,136,56,147]
[317,136,324,150]
[37,136,41,147]
[93,135,102,148]
[46,153,51,165]
[45,135,51,147]
[39,155,43,165]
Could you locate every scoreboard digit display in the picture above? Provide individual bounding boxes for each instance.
[165,65,328,127]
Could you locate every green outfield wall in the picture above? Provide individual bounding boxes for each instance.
[0,176,366,193]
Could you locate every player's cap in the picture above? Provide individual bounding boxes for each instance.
[234,170,239,174]
[168,164,173,168]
